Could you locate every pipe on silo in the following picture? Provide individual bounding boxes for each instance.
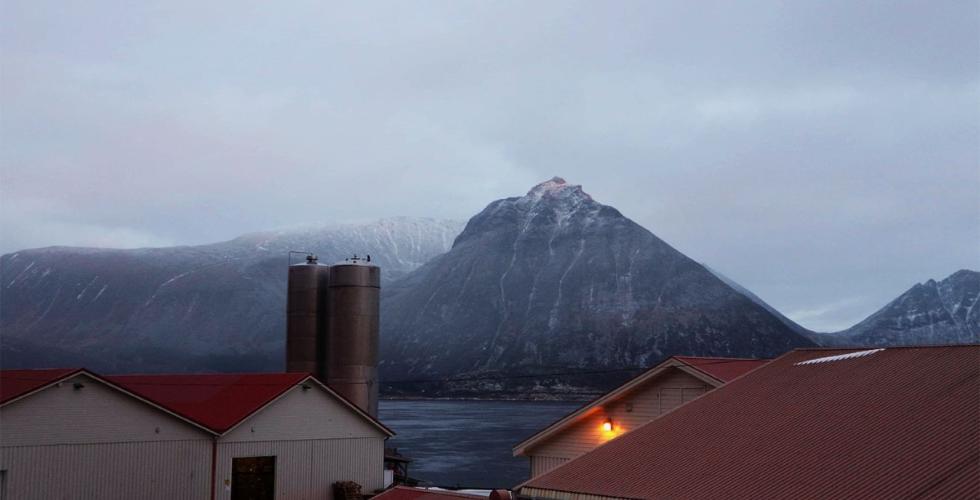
[325,258,380,417]
[286,255,330,377]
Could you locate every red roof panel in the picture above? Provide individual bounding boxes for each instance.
[105,372,309,433]
[673,356,768,382]
[522,346,980,499]
[0,368,81,404]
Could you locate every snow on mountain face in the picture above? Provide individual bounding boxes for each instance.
[380,178,815,388]
[813,269,979,346]
[0,217,463,373]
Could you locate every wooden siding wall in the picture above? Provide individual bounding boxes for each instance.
[531,456,569,478]
[0,441,212,500]
[527,368,709,477]
[215,438,384,500]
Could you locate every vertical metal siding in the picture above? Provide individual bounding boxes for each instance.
[0,440,211,500]
[214,437,383,500]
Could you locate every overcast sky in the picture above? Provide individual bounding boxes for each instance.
[2,1,977,331]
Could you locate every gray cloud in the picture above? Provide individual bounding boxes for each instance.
[1,1,977,331]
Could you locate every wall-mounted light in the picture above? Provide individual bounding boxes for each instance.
[602,418,613,432]
[301,384,311,391]
[73,382,85,390]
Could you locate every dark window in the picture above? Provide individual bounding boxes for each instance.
[231,457,275,500]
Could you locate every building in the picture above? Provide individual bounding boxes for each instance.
[0,368,393,500]
[513,356,766,478]
[517,345,980,499]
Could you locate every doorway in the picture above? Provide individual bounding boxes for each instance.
[231,456,276,500]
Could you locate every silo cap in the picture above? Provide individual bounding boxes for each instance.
[337,254,377,266]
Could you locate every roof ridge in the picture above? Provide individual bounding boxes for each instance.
[674,356,766,361]
[794,344,979,351]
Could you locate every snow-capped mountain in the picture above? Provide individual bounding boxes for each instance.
[379,178,815,389]
[0,217,462,372]
[811,270,979,346]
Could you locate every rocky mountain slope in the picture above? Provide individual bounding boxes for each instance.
[0,217,462,372]
[705,266,816,338]
[811,269,979,346]
[379,178,815,392]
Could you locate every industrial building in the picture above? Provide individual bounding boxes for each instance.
[1,254,390,500]
[513,356,766,477]
[517,345,980,499]
[0,368,392,499]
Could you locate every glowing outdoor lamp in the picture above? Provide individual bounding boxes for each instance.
[602,418,614,432]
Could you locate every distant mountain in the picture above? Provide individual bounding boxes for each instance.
[0,217,462,372]
[705,266,815,338]
[811,270,979,346]
[379,178,815,393]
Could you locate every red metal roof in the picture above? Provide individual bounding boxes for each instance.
[373,486,485,500]
[0,368,82,404]
[521,346,980,499]
[105,372,308,433]
[672,356,768,382]
[2,368,392,436]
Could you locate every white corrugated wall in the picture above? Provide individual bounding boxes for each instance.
[0,440,211,500]
[214,437,384,500]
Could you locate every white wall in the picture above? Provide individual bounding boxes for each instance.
[215,384,387,499]
[0,374,212,500]
[0,374,208,446]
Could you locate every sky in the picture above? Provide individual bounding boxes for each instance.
[1,1,977,331]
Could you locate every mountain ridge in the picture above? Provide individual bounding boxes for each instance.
[0,217,464,372]
[379,178,816,391]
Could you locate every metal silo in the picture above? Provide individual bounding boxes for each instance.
[325,256,380,417]
[286,255,330,378]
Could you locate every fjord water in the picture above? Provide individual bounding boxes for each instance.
[379,399,582,488]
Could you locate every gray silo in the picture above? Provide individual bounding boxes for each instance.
[285,255,330,378]
[325,256,381,417]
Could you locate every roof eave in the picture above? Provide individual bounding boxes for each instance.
[222,375,395,438]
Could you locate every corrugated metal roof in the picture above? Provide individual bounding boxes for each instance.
[105,372,310,433]
[374,486,485,500]
[0,368,81,404]
[672,356,768,382]
[520,345,980,499]
[2,369,393,436]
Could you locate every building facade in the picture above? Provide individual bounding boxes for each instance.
[0,369,392,500]
[517,346,980,499]
[513,357,766,478]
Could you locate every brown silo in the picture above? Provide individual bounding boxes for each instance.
[325,256,380,417]
[285,255,330,377]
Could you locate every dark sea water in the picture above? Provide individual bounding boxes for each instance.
[378,399,581,489]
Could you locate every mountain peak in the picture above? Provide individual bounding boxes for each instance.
[525,177,592,203]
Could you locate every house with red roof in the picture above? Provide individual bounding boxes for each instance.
[517,345,980,499]
[512,356,766,478]
[0,368,393,500]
